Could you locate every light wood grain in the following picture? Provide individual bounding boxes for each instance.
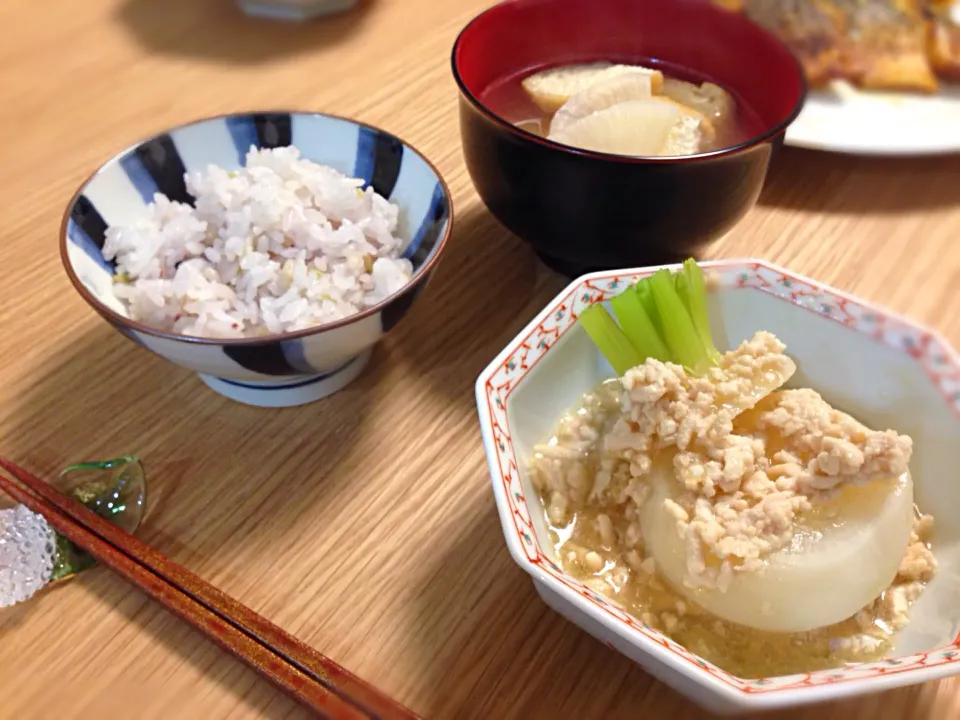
[1,0,959,718]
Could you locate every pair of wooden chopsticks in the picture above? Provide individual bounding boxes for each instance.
[0,458,418,720]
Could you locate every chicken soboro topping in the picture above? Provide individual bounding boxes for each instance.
[603,332,914,589]
[530,331,937,677]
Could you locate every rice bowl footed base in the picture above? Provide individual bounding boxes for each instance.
[103,146,414,339]
[198,349,372,408]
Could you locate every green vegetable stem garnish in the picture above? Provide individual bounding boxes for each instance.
[579,258,720,376]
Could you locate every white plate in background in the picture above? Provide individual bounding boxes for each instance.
[785,81,960,156]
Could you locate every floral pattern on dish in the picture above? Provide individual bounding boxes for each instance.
[480,259,960,695]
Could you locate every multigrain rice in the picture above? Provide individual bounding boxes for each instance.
[102,146,413,338]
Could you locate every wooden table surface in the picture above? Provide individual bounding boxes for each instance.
[2,0,960,718]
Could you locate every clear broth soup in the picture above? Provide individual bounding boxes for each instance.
[481,59,767,156]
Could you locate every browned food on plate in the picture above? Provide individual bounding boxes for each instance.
[713,0,747,9]
[716,0,944,92]
[739,0,846,88]
[838,0,937,93]
[927,3,960,80]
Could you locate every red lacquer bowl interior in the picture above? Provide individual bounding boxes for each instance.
[453,0,806,155]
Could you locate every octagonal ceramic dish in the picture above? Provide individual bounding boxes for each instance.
[476,258,960,714]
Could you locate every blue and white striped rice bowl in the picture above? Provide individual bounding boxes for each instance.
[61,112,452,408]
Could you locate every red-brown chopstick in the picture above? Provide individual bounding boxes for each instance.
[0,459,419,720]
